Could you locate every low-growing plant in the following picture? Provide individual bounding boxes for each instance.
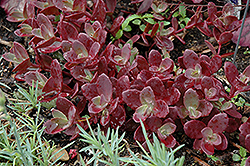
[232,146,248,166]
[1,0,250,161]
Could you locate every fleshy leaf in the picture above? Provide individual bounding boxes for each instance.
[56,97,75,116]
[183,49,199,69]
[72,40,88,58]
[153,100,169,118]
[232,17,250,47]
[122,89,141,110]
[239,122,250,137]
[160,135,176,148]
[208,113,229,133]
[52,109,67,120]
[184,88,199,111]
[140,86,156,106]
[157,122,176,139]
[184,120,206,139]
[133,105,151,122]
[201,140,214,155]
[96,74,112,102]
[148,50,162,67]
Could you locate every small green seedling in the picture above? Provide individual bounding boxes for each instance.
[232,146,248,166]
[172,3,190,29]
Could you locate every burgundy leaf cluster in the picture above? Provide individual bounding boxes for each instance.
[1,0,250,155]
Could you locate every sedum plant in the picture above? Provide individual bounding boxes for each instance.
[1,0,250,158]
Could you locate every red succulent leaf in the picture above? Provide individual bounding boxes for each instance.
[177,106,189,119]
[153,100,169,118]
[134,125,151,143]
[159,57,174,73]
[155,36,174,51]
[201,139,214,155]
[44,119,65,134]
[110,16,124,35]
[172,17,178,31]
[197,21,213,37]
[89,95,108,114]
[185,64,202,80]
[116,75,130,100]
[37,13,54,36]
[163,87,180,105]
[160,135,176,148]
[146,77,165,97]
[81,83,99,100]
[184,88,199,111]
[56,97,75,116]
[183,49,199,69]
[184,120,206,139]
[24,71,47,88]
[145,117,162,132]
[89,42,100,58]
[151,2,168,13]
[12,58,32,73]
[140,86,156,106]
[138,70,153,83]
[157,122,176,139]
[239,122,250,137]
[38,40,61,54]
[197,100,213,117]
[92,0,106,23]
[224,105,242,119]
[192,0,203,3]
[14,24,33,37]
[110,105,126,129]
[232,17,250,47]
[2,42,29,64]
[133,104,152,122]
[201,127,222,145]
[114,43,131,65]
[148,50,162,67]
[136,55,149,71]
[50,59,63,85]
[225,118,239,133]
[208,113,229,133]
[106,0,116,13]
[245,134,250,152]
[72,40,88,58]
[73,0,86,11]
[97,73,112,102]
[224,62,239,86]
[137,0,153,14]
[71,66,94,83]
[210,55,222,74]
[219,32,233,45]
[122,89,141,110]
[78,33,94,51]
[67,106,77,125]
[173,74,194,93]
[214,133,228,151]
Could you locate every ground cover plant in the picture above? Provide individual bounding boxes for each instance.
[1,0,250,165]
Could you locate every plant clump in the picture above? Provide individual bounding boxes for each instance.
[1,0,250,161]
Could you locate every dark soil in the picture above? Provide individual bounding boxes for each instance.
[1,1,250,166]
